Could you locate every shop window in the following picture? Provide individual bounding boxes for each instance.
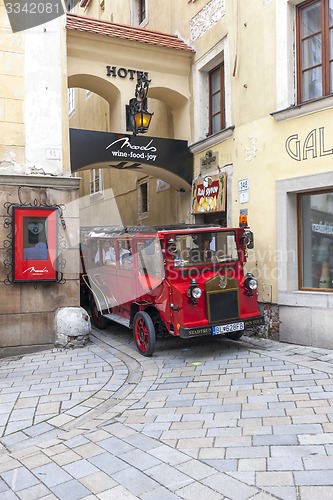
[90,169,103,195]
[68,88,75,116]
[138,181,148,217]
[297,0,333,103]
[209,63,225,135]
[299,190,333,290]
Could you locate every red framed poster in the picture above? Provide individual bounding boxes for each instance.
[13,206,58,282]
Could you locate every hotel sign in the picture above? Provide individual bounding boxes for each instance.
[106,66,149,80]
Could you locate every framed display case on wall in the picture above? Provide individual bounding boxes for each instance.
[12,206,58,282]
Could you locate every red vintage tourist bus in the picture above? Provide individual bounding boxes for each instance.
[80,224,264,356]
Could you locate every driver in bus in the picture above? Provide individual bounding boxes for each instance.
[189,235,212,263]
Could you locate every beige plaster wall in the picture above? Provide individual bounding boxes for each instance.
[1,6,69,175]
[0,0,25,167]
[0,176,80,355]
[0,6,84,354]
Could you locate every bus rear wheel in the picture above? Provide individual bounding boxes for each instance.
[90,295,107,330]
[133,311,156,357]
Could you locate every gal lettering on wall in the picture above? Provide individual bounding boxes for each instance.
[285,127,333,161]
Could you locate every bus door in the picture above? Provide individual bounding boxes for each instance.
[115,238,136,306]
[136,238,164,297]
[99,239,117,308]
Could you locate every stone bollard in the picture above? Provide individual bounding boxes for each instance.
[54,307,91,348]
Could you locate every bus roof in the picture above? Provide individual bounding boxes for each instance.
[81,224,243,239]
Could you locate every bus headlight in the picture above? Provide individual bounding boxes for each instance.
[243,273,258,296]
[192,287,202,299]
[187,279,202,304]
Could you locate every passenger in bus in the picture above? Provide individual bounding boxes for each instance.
[94,241,105,264]
[105,242,116,265]
[122,252,133,267]
[95,240,115,264]
[119,242,132,267]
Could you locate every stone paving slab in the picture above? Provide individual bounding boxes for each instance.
[0,328,333,498]
[0,345,117,437]
[0,341,138,443]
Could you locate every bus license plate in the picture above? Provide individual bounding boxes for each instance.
[212,322,244,335]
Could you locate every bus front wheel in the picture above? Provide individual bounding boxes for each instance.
[133,311,156,356]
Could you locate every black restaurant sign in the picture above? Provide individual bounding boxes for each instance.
[69,129,193,186]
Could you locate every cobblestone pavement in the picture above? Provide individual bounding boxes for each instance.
[0,325,333,499]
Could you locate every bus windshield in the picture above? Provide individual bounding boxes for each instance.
[171,231,239,267]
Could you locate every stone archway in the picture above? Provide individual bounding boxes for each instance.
[66,13,194,142]
[66,13,194,226]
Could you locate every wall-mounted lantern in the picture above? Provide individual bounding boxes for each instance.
[126,73,153,135]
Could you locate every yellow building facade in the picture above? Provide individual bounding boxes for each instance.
[1,0,332,351]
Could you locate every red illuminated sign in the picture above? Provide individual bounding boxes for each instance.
[13,206,58,282]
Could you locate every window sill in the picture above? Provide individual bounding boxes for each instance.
[190,126,235,154]
[278,290,332,308]
[271,94,333,122]
[90,191,104,201]
[138,212,148,220]
[138,18,148,28]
